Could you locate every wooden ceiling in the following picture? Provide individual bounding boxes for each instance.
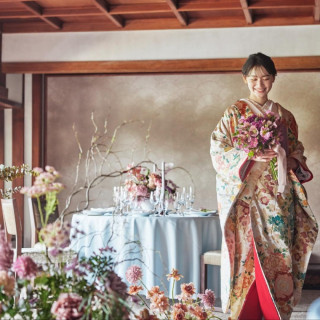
[0,0,319,33]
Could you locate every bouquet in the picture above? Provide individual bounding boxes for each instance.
[232,111,281,180]
[126,265,221,320]
[124,164,177,201]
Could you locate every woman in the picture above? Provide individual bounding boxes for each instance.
[210,52,318,319]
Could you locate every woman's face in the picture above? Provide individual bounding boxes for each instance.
[243,66,275,104]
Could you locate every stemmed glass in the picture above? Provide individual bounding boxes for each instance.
[113,186,121,214]
[185,186,195,212]
[150,187,161,216]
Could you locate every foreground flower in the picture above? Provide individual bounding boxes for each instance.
[146,286,164,299]
[180,282,195,296]
[198,289,216,309]
[126,265,142,284]
[0,230,13,271]
[167,268,183,281]
[189,305,208,320]
[135,308,160,320]
[172,303,188,320]
[12,255,38,279]
[39,219,71,256]
[0,270,15,295]
[149,293,170,313]
[128,285,143,295]
[51,293,84,320]
[105,270,128,298]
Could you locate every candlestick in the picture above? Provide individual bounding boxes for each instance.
[161,161,165,215]
[153,164,156,173]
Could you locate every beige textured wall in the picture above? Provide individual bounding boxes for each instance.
[47,73,320,256]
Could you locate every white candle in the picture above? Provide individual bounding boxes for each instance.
[153,164,156,173]
[189,186,193,196]
[161,161,165,201]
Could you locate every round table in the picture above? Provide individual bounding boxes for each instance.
[71,213,222,297]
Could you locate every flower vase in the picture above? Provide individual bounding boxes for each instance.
[137,197,153,212]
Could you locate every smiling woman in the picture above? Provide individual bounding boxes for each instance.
[210,52,318,320]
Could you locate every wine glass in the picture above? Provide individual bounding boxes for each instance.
[149,191,158,215]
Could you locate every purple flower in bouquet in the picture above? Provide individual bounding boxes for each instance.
[12,255,38,279]
[51,293,84,320]
[0,230,13,272]
[232,111,281,159]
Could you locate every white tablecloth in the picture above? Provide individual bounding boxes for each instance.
[71,213,222,297]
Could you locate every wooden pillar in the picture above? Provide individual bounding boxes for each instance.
[32,74,46,169]
[12,102,25,241]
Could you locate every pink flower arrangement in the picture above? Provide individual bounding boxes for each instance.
[124,164,177,200]
[20,165,64,227]
[232,111,281,159]
[12,256,38,279]
[127,266,219,320]
[51,293,84,320]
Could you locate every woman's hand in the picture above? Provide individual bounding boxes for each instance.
[252,149,277,162]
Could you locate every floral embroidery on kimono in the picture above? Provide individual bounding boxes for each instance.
[210,100,318,319]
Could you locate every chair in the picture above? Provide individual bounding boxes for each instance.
[1,198,23,261]
[1,198,75,265]
[27,197,76,265]
[200,250,221,293]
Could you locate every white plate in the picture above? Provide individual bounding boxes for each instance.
[130,211,153,217]
[90,208,110,213]
[83,210,106,216]
[188,210,217,216]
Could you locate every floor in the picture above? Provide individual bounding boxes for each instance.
[213,290,320,320]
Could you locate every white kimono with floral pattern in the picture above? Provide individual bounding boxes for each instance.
[210,99,318,319]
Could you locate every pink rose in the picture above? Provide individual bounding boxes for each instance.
[51,293,84,320]
[136,185,148,197]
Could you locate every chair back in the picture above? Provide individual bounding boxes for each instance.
[1,198,22,258]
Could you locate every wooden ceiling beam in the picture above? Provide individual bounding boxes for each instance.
[20,1,62,30]
[249,0,314,9]
[43,7,100,17]
[3,56,320,74]
[92,0,123,28]
[315,0,320,21]
[165,0,188,26]
[240,0,253,24]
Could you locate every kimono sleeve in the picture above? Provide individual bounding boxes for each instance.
[210,106,251,184]
[286,112,313,183]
